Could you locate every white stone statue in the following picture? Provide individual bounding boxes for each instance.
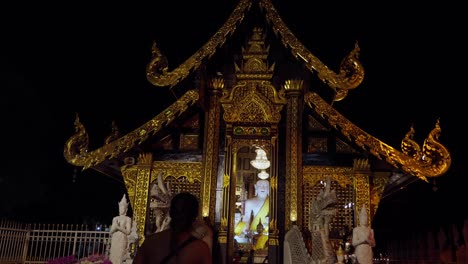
[123,219,139,264]
[284,225,312,264]
[352,204,376,264]
[309,176,338,264]
[109,194,132,264]
[241,179,270,234]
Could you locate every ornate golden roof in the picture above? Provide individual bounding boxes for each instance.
[64,0,451,182]
[146,0,364,102]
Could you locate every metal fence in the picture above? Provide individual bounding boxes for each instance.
[0,220,110,264]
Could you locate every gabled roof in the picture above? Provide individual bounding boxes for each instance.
[63,0,451,184]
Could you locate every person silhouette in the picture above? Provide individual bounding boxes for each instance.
[133,192,212,264]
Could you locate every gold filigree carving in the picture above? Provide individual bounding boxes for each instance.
[353,158,370,171]
[147,0,363,102]
[222,86,284,123]
[137,153,153,166]
[211,77,225,90]
[285,86,302,224]
[283,79,303,91]
[146,0,252,87]
[122,166,138,206]
[134,167,151,245]
[261,0,365,101]
[354,173,370,226]
[221,27,286,124]
[304,92,451,181]
[303,166,353,188]
[201,86,221,219]
[151,161,202,183]
[233,126,270,136]
[64,90,199,169]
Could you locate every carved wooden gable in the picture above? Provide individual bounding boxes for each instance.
[221,27,286,125]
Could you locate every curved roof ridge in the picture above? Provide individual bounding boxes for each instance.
[64,90,199,169]
[146,0,252,87]
[146,0,365,101]
[260,0,364,101]
[304,91,451,181]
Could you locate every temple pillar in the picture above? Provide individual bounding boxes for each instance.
[201,77,223,223]
[353,158,372,225]
[121,153,153,245]
[284,80,304,230]
[268,138,280,264]
[220,140,236,264]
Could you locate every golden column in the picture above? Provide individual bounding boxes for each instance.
[283,79,304,229]
[226,142,238,264]
[122,152,153,244]
[201,77,223,222]
[353,158,372,226]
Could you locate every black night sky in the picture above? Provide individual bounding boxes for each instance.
[1,0,466,240]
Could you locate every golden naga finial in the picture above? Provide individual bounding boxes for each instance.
[146,41,169,75]
[401,124,421,159]
[419,119,451,176]
[400,119,452,179]
[261,0,365,101]
[304,92,451,182]
[64,113,89,164]
[63,90,199,169]
[332,42,364,102]
[146,0,251,88]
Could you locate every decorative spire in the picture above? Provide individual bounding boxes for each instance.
[119,194,129,208]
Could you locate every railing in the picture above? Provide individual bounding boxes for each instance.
[0,220,110,264]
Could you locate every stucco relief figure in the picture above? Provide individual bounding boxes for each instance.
[352,204,376,264]
[150,172,173,233]
[110,194,132,264]
[241,179,270,234]
[309,177,338,264]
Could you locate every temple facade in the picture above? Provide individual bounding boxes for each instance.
[63,0,451,263]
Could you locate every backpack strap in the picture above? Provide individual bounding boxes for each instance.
[160,236,198,264]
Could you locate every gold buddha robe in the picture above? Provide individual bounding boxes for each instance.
[249,196,269,232]
[234,221,246,236]
[253,233,268,250]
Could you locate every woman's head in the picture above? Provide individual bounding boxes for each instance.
[169,192,199,232]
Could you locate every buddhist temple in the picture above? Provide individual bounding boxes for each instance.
[63,0,451,263]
